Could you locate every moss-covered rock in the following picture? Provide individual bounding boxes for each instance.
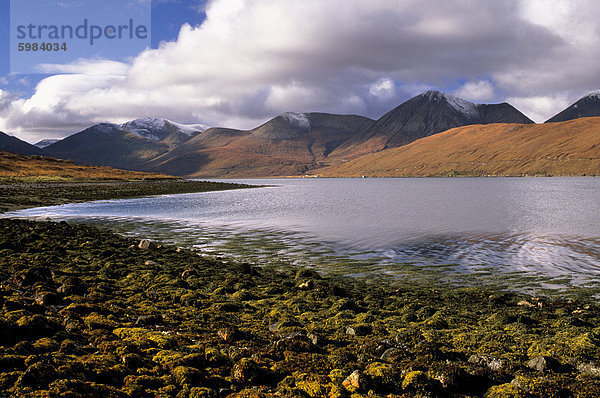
[1,218,600,397]
[364,362,401,391]
[401,370,441,394]
[172,365,203,386]
[485,382,527,398]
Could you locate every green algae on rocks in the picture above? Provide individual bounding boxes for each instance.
[1,218,600,397]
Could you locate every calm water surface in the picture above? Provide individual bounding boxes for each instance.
[6,178,600,291]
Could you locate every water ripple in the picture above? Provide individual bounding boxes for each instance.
[4,177,600,293]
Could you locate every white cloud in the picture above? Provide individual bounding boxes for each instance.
[2,0,600,142]
[36,59,130,75]
[454,80,495,102]
[0,90,12,108]
[507,95,570,123]
[369,79,396,100]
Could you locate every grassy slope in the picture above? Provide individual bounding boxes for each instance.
[0,151,256,212]
[0,151,176,182]
[314,117,600,177]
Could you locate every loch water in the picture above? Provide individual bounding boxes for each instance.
[6,177,600,292]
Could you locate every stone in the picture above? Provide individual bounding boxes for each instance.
[342,370,367,391]
[189,387,218,398]
[402,370,440,393]
[274,333,313,352]
[232,262,259,275]
[346,324,372,336]
[135,314,163,326]
[34,292,59,306]
[298,280,314,290]
[181,269,198,279]
[268,321,283,333]
[517,300,535,308]
[56,276,87,296]
[15,267,53,286]
[486,383,526,397]
[16,314,59,336]
[205,347,230,367]
[527,356,559,371]
[295,268,322,281]
[232,358,261,384]
[364,362,399,390]
[138,239,159,250]
[217,327,239,342]
[121,353,144,369]
[172,366,202,385]
[307,332,319,345]
[578,362,600,377]
[380,347,402,362]
[468,354,504,371]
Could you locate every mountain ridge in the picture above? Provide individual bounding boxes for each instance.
[34,139,60,149]
[329,90,534,159]
[6,89,600,178]
[313,117,600,177]
[43,118,206,170]
[0,131,45,156]
[546,91,600,123]
[144,112,376,177]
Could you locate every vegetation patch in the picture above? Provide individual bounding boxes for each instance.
[1,218,600,397]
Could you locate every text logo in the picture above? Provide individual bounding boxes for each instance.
[10,0,151,74]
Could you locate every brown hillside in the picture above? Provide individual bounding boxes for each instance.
[0,151,176,181]
[145,113,375,177]
[328,91,533,160]
[313,117,600,177]
[144,130,320,178]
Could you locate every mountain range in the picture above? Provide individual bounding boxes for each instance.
[0,131,44,156]
[2,90,600,178]
[329,90,534,159]
[42,118,207,170]
[144,112,376,177]
[315,117,600,177]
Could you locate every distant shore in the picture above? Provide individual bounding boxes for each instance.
[0,179,256,212]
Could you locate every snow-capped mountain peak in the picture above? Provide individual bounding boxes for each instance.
[584,90,600,99]
[167,120,209,135]
[281,112,311,131]
[422,91,479,118]
[120,118,208,140]
[34,139,60,149]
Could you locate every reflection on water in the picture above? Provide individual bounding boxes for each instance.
[4,177,600,292]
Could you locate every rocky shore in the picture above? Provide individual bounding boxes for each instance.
[0,180,255,212]
[1,218,600,397]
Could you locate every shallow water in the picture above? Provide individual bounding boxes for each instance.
[5,177,600,292]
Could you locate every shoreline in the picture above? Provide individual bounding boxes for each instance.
[2,180,600,396]
[0,179,257,213]
[1,218,600,396]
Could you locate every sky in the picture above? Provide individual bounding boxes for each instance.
[1,0,600,143]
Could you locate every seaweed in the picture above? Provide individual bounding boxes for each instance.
[1,218,600,397]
